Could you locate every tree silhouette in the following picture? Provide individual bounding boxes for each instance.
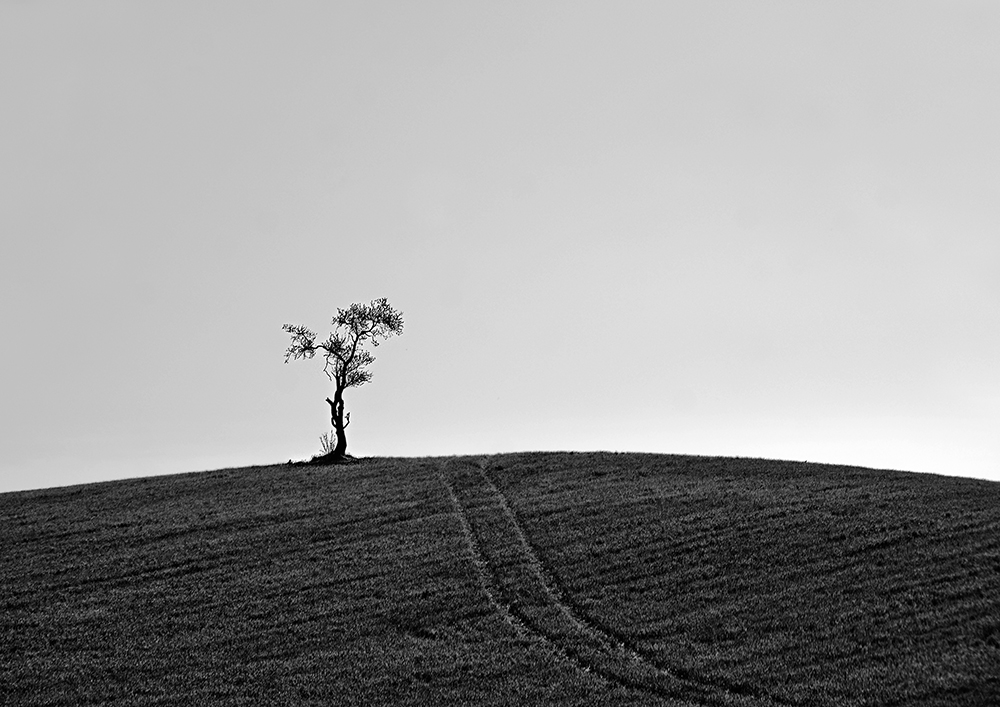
[283,298,404,460]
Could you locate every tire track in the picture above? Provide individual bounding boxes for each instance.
[437,465,619,694]
[437,467,527,635]
[439,457,781,706]
[477,461,797,707]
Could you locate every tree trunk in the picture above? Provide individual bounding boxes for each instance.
[326,392,348,458]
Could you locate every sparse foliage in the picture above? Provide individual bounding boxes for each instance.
[283,297,404,459]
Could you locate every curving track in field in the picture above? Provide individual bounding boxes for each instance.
[437,457,787,707]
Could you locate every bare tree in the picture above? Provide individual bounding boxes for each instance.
[283,298,404,460]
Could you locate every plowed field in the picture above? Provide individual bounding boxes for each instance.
[2,453,998,705]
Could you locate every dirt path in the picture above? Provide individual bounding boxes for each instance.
[437,456,784,707]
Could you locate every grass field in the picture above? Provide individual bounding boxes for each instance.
[2,453,998,705]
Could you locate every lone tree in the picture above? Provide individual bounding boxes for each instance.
[283,297,404,460]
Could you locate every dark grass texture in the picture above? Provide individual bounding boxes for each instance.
[487,453,1000,706]
[1,452,998,706]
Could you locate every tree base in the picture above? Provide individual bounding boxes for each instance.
[295,452,359,466]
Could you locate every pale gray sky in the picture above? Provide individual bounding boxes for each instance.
[2,1,998,492]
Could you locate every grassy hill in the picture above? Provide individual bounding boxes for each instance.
[2,452,998,706]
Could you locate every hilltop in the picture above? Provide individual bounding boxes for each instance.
[2,453,998,705]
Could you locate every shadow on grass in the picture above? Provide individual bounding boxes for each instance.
[291,452,362,467]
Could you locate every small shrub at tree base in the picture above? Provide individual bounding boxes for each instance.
[319,430,337,456]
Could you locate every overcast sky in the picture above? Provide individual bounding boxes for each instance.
[2,1,998,492]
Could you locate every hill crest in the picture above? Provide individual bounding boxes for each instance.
[2,452,998,705]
